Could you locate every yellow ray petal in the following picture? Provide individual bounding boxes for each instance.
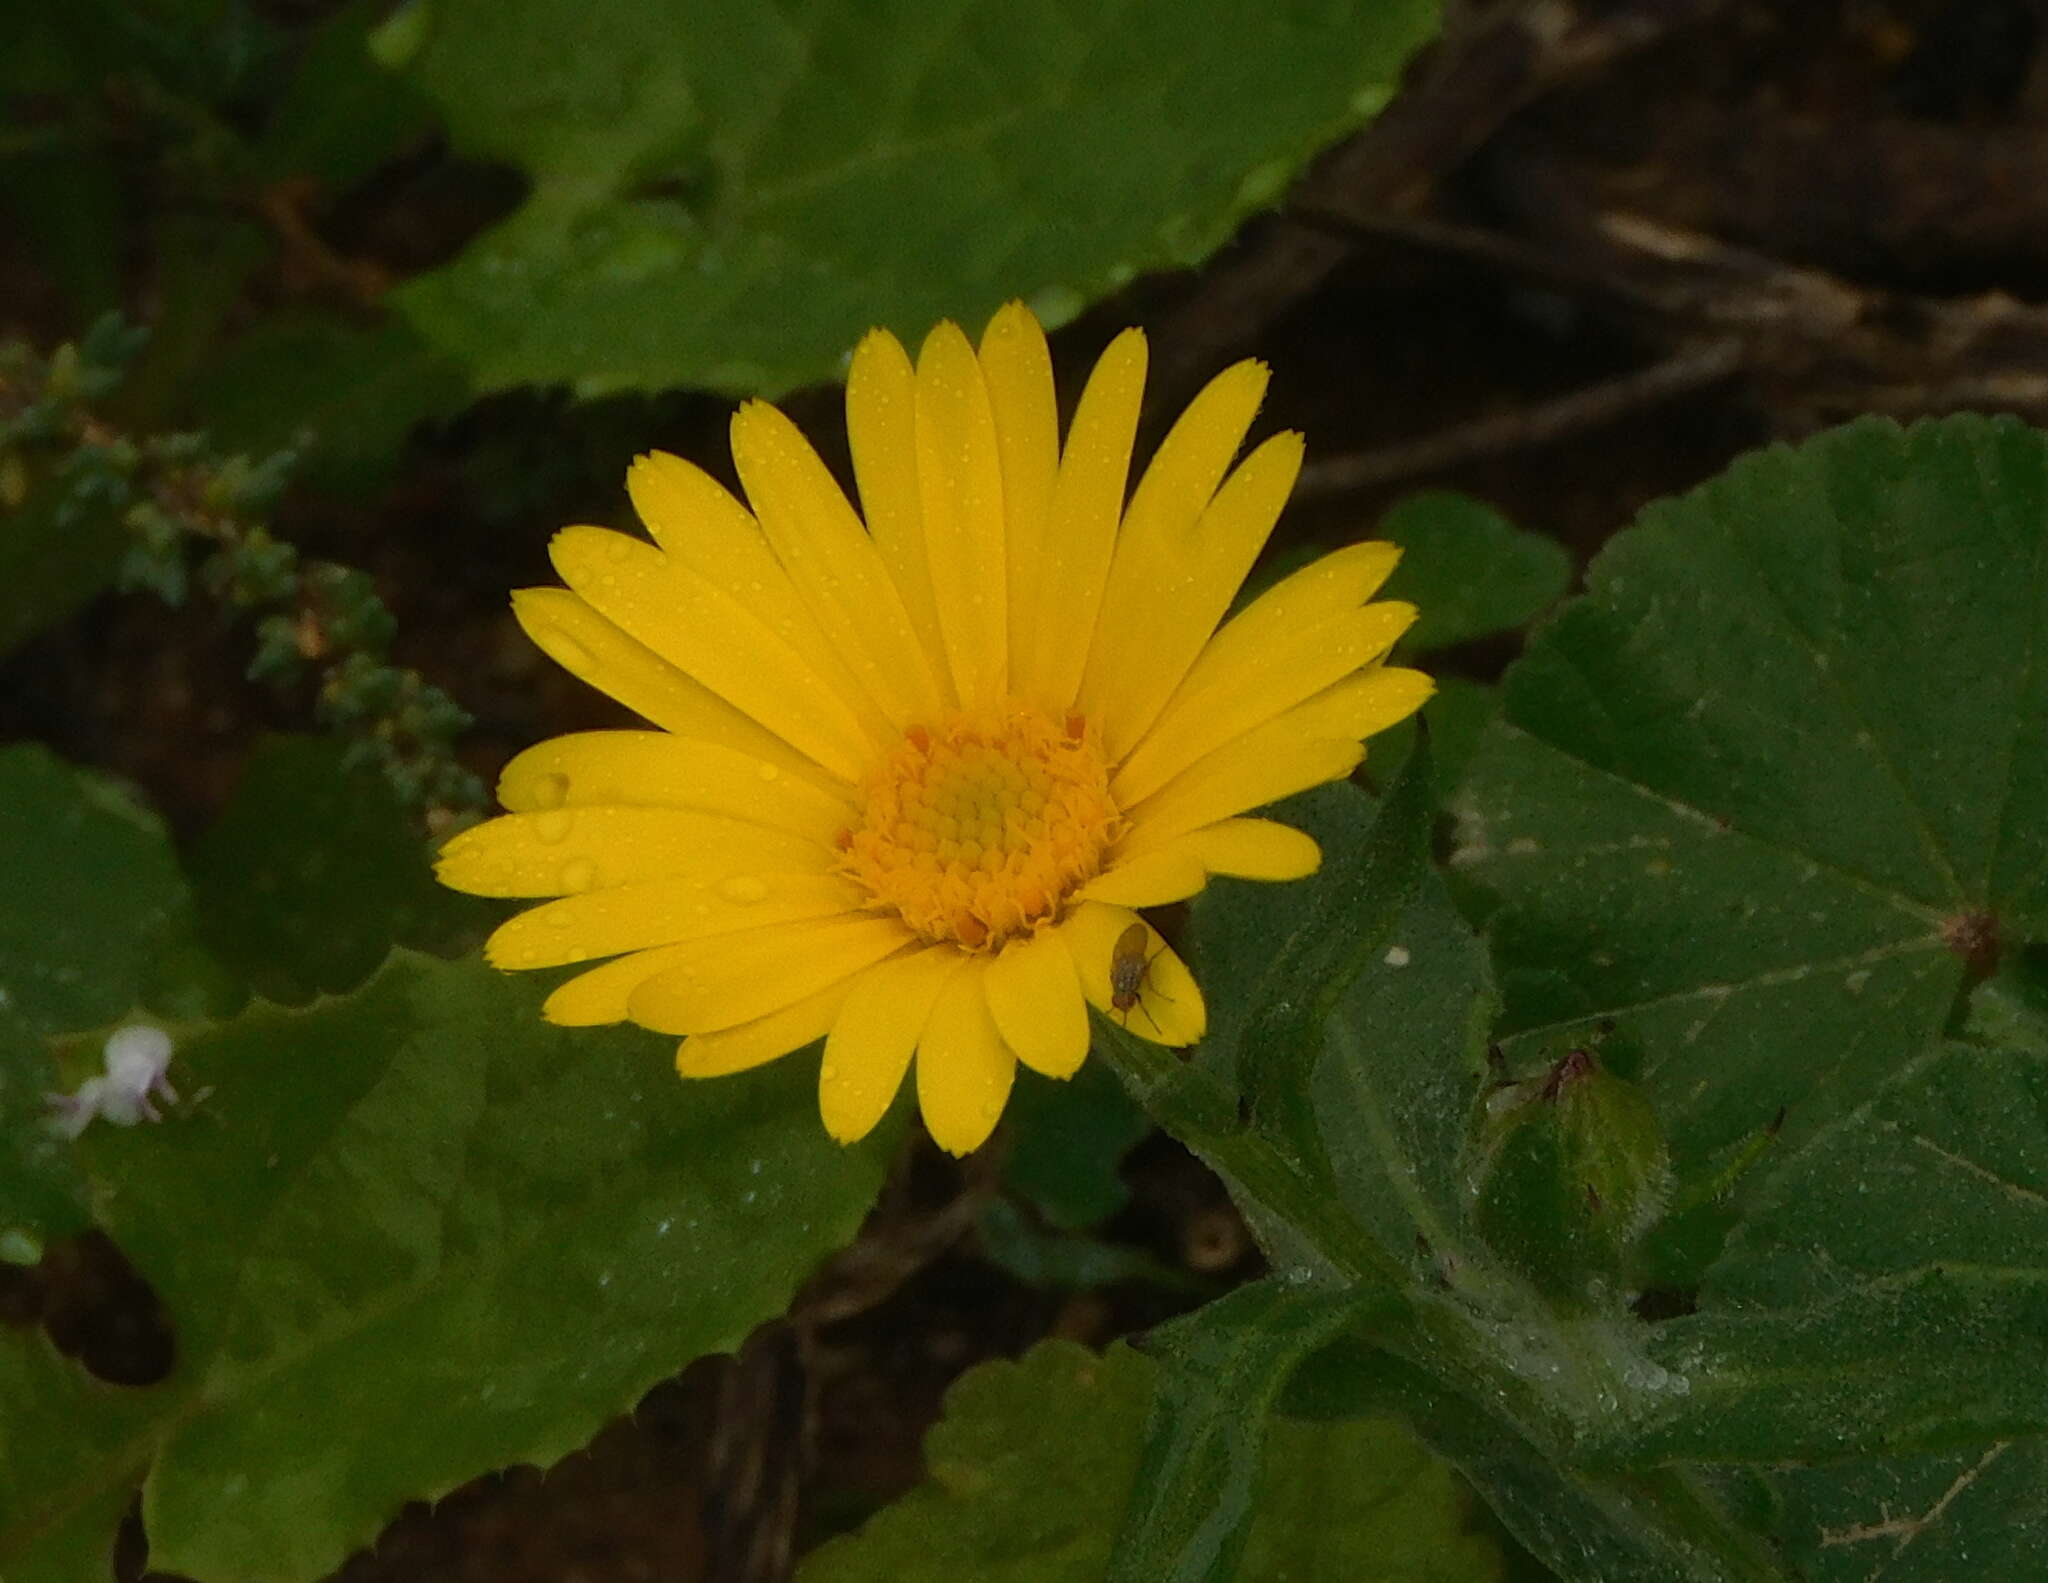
[1059,903,1205,1046]
[1023,328,1146,711]
[915,962,1016,1155]
[484,872,862,970]
[1090,430,1303,761]
[1285,665,1436,743]
[436,806,821,898]
[625,451,890,739]
[729,400,944,728]
[498,731,853,838]
[1194,541,1403,673]
[820,946,965,1143]
[1183,818,1322,881]
[511,589,837,789]
[1077,358,1269,751]
[543,942,693,1026]
[1114,600,1416,806]
[979,304,1059,689]
[1120,733,1363,858]
[846,328,952,703]
[1078,846,1209,908]
[628,914,913,1035]
[550,526,876,782]
[676,979,852,1078]
[915,321,1009,707]
[982,928,1090,1079]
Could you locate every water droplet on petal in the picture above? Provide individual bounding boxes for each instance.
[560,858,598,892]
[755,762,779,782]
[718,875,770,904]
[820,1062,838,1081]
[533,771,570,809]
[535,809,575,844]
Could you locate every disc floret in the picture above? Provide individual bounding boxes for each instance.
[841,704,1119,950]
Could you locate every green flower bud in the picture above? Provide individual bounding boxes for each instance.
[1470,1044,1672,1300]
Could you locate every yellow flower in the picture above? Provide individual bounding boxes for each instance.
[436,305,1431,1155]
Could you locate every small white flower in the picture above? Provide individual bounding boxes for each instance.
[44,1024,179,1137]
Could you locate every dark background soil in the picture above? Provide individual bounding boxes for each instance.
[8,1,2048,1577]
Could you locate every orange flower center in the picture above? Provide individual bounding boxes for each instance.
[839,703,1119,951]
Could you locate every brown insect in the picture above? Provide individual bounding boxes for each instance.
[1109,921,1168,1032]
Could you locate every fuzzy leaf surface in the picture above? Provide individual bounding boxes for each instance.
[1454,415,2048,1178]
[797,1339,1502,1583]
[0,953,890,1581]
[391,0,1441,396]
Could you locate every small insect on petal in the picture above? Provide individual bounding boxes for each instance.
[1108,921,1150,1016]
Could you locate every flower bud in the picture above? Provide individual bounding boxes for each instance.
[1470,1045,1672,1299]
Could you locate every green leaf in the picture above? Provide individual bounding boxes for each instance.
[0,746,189,1036]
[797,1338,1503,1583]
[250,0,437,190]
[0,953,891,1581]
[1697,1444,2048,1583]
[1615,1036,2048,1462]
[1453,415,2048,1179]
[1108,1277,1400,1583]
[187,735,491,1004]
[186,313,471,487]
[1379,491,1573,653]
[1001,1058,1150,1231]
[391,0,1442,397]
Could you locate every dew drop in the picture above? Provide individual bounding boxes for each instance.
[718,875,770,904]
[755,762,780,782]
[820,1062,838,1081]
[535,809,576,844]
[561,858,599,892]
[533,771,570,809]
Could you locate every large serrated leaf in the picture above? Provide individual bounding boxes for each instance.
[1453,415,2048,1177]
[0,953,891,1581]
[388,0,1442,397]
[797,1338,1503,1583]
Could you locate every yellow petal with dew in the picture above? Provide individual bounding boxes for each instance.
[499,731,853,839]
[485,872,862,970]
[916,962,1016,1156]
[980,304,1059,689]
[1078,846,1210,908]
[676,979,852,1078]
[543,943,694,1026]
[628,914,914,1035]
[1191,540,1402,673]
[1120,733,1364,858]
[821,946,965,1143]
[1285,665,1436,743]
[436,806,820,899]
[982,928,1090,1080]
[551,526,876,782]
[511,589,835,789]
[1077,358,1269,753]
[846,328,951,704]
[1060,903,1205,1046]
[1115,599,1416,805]
[1183,818,1323,881]
[915,321,1009,708]
[626,451,887,738]
[1090,429,1303,762]
[729,399,944,729]
[1024,328,1146,711]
